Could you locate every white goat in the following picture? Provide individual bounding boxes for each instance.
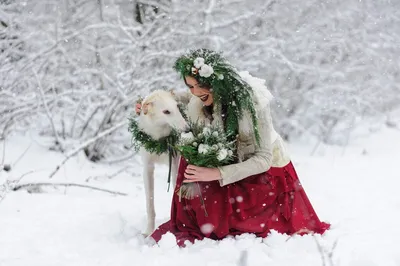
[136,90,189,235]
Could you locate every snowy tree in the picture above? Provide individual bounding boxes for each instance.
[0,0,399,162]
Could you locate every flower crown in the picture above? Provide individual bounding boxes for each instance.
[174,49,226,87]
[190,57,224,80]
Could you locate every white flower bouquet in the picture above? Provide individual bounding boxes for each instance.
[177,123,236,168]
[175,123,236,199]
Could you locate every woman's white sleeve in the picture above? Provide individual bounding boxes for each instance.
[217,104,273,186]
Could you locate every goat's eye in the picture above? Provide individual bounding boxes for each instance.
[163,110,171,115]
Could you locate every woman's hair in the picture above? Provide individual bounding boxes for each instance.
[183,76,209,89]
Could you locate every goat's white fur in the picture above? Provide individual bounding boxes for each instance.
[137,90,188,236]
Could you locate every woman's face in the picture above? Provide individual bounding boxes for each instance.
[184,76,214,106]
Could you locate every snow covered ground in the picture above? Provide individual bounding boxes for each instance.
[1,126,400,266]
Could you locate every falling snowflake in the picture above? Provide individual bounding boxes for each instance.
[200,223,214,234]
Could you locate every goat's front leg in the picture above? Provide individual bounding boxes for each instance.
[171,155,181,190]
[143,155,155,236]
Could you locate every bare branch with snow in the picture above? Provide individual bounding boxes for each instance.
[12,182,128,196]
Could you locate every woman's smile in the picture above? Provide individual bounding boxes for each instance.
[199,94,209,102]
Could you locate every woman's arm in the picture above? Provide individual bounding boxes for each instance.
[217,103,273,186]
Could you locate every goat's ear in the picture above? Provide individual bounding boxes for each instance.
[142,102,153,115]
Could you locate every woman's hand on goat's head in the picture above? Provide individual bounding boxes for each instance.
[135,103,142,115]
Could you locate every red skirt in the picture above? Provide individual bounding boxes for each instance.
[151,158,330,246]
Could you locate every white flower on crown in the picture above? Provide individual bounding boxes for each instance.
[193,57,205,68]
[199,64,214,78]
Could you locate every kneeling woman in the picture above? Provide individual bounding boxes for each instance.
[150,49,330,246]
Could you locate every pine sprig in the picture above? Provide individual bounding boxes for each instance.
[128,117,179,155]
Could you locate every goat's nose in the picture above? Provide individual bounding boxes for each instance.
[183,125,191,133]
